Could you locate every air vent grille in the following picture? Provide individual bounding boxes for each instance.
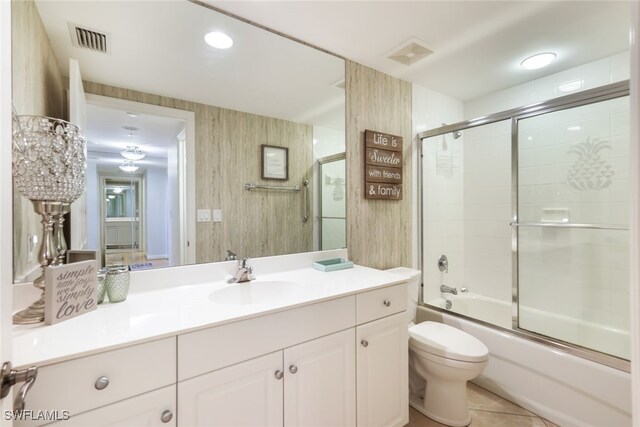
[387,38,433,66]
[68,23,110,54]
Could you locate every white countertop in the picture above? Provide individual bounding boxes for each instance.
[13,257,407,368]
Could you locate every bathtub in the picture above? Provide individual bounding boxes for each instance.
[419,294,632,427]
[429,293,630,359]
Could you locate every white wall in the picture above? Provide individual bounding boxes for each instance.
[465,52,630,120]
[145,165,168,259]
[412,84,464,301]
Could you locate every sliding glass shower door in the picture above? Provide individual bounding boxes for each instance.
[515,96,630,360]
[318,153,346,250]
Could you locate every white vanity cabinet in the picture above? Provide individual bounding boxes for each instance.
[177,296,356,427]
[355,285,409,427]
[18,276,409,427]
[178,329,356,427]
[283,328,356,426]
[17,338,176,427]
[45,386,176,427]
[178,352,283,426]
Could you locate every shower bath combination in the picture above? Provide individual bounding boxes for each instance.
[418,80,631,426]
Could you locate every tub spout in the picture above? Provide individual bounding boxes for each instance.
[440,284,458,295]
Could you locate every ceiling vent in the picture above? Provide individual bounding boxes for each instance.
[387,38,433,66]
[333,79,346,90]
[68,23,110,54]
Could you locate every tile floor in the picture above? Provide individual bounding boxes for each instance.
[408,383,560,427]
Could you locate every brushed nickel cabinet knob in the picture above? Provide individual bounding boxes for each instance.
[289,365,298,374]
[94,376,109,390]
[361,340,369,348]
[275,370,284,380]
[383,300,391,307]
[161,410,173,423]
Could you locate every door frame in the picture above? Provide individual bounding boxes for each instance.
[0,0,13,420]
[100,175,145,255]
[316,152,346,250]
[85,94,196,265]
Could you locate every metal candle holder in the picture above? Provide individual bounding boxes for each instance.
[11,114,86,324]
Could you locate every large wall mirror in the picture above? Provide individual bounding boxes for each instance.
[12,0,346,283]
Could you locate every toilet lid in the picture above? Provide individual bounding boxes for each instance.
[409,321,488,363]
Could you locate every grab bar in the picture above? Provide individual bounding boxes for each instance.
[303,179,310,223]
[510,222,628,231]
[244,183,300,192]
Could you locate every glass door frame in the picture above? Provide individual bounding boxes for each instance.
[418,80,630,371]
[317,152,346,250]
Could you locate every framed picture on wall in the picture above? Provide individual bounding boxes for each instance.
[261,145,288,180]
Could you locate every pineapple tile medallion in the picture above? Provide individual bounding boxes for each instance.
[567,137,614,191]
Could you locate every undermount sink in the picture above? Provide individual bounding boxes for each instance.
[209,281,305,305]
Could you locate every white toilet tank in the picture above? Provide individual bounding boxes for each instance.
[385,267,422,323]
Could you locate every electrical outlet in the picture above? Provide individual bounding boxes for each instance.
[197,209,212,222]
[213,209,222,222]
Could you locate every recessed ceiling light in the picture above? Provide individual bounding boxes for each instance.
[567,125,581,131]
[558,80,583,93]
[521,52,556,70]
[205,31,233,49]
[107,195,116,199]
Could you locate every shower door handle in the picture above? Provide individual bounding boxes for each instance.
[509,221,628,231]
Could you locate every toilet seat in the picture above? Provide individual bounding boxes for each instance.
[409,321,488,363]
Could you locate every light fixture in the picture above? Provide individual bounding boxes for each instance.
[112,187,123,194]
[558,80,583,93]
[107,195,116,199]
[205,31,233,49]
[567,125,582,131]
[521,52,556,70]
[121,145,145,161]
[119,160,139,172]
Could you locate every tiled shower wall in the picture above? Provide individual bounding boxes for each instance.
[420,52,630,335]
[461,121,512,302]
[461,52,630,335]
[413,85,464,300]
[517,96,630,342]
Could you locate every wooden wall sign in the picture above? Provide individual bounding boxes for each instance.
[44,260,98,325]
[364,130,403,200]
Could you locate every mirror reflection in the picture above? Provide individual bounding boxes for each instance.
[12,0,346,282]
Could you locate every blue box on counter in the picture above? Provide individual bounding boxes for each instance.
[312,258,354,272]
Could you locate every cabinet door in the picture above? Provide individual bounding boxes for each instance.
[45,385,175,427]
[357,312,408,427]
[178,351,283,427]
[284,328,355,426]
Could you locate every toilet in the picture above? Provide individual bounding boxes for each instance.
[386,267,489,427]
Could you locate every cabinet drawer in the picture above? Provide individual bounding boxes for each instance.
[178,296,355,380]
[356,283,407,325]
[44,385,176,427]
[20,337,176,427]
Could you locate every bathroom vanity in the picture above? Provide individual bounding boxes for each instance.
[12,250,409,427]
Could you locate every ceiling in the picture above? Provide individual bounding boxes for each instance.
[86,103,185,172]
[210,1,631,101]
[35,0,345,130]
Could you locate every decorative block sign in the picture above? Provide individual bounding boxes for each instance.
[44,260,98,325]
[364,130,403,200]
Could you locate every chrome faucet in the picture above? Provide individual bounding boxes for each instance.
[440,284,458,295]
[227,258,255,284]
